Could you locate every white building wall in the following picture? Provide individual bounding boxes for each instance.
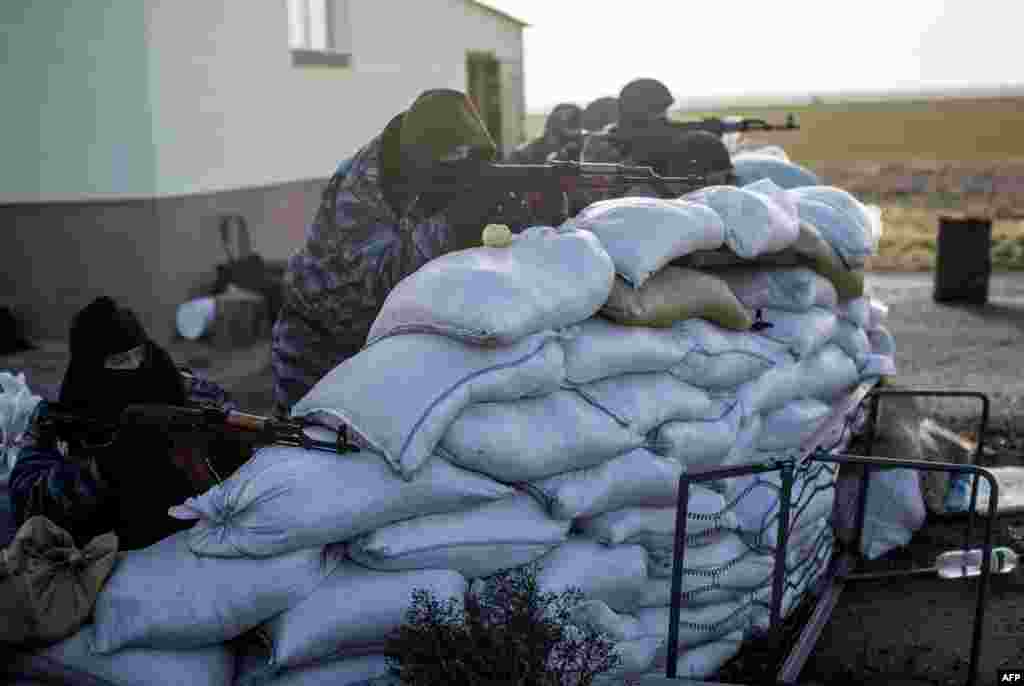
[144,0,525,198]
[0,1,156,203]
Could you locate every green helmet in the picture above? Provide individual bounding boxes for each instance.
[545,103,583,139]
[619,78,674,124]
[581,97,619,132]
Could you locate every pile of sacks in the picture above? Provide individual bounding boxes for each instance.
[28,179,895,685]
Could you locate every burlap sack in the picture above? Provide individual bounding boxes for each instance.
[790,222,865,301]
[601,267,753,330]
[0,516,118,645]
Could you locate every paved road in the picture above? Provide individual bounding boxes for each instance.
[868,271,1024,426]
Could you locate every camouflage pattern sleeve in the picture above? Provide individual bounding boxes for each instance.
[272,136,455,415]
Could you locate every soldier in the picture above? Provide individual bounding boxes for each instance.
[272,89,523,416]
[580,97,619,135]
[506,103,583,164]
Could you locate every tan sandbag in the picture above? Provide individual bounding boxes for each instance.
[790,222,865,300]
[0,516,118,646]
[601,267,753,330]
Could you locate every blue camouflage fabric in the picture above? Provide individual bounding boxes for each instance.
[272,134,458,416]
[8,371,234,547]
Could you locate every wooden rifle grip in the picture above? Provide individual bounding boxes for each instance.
[225,411,268,432]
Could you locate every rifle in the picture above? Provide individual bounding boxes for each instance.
[37,402,354,456]
[671,114,801,137]
[409,160,720,229]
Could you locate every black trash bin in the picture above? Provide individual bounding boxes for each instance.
[934,215,992,305]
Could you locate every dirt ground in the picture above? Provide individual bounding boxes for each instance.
[3,272,1023,685]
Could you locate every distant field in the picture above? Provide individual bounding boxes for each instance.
[526,97,1024,165]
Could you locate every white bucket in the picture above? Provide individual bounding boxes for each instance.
[177,297,217,341]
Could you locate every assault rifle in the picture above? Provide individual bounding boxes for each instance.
[671,114,801,137]
[408,159,721,229]
[37,402,354,455]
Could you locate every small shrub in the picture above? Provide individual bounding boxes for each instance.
[383,563,621,686]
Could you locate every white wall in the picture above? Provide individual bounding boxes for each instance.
[144,0,525,198]
[0,1,156,203]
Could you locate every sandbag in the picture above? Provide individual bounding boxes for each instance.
[790,222,865,300]
[529,448,682,520]
[575,372,720,434]
[651,401,743,470]
[176,448,513,559]
[29,625,234,686]
[1,371,43,473]
[438,390,646,482]
[535,538,649,609]
[830,321,872,369]
[868,325,896,357]
[366,225,615,346]
[724,464,837,547]
[732,152,820,189]
[738,344,859,416]
[271,655,392,686]
[868,298,889,330]
[837,296,871,328]
[560,317,695,385]
[346,493,569,578]
[711,267,825,312]
[577,492,738,550]
[568,196,725,287]
[593,637,664,682]
[635,601,750,649]
[0,516,118,645]
[754,307,838,359]
[91,532,339,653]
[656,630,745,680]
[632,551,775,607]
[683,181,799,259]
[757,399,833,452]
[790,186,880,266]
[289,331,566,480]
[671,319,794,390]
[601,268,753,330]
[861,468,926,559]
[261,564,466,670]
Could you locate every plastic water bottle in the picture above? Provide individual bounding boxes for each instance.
[944,473,991,513]
[936,547,1018,579]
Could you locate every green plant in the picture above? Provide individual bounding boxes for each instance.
[383,563,620,686]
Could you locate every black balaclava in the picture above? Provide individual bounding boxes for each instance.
[58,296,193,550]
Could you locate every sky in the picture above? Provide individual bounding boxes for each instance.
[482,0,1024,113]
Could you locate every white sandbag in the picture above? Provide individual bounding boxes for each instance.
[271,655,392,686]
[1,371,43,473]
[575,372,719,434]
[671,319,794,390]
[636,601,750,649]
[568,196,725,287]
[733,151,820,189]
[290,331,566,480]
[91,532,338,654]
[656,630,745,680]
[754,306,838,359]
[836,296,871,328]
[644,530,751,578]
[738,344,859,416]
[757,399,832,451]
[367,225,615,346]
[262,564,466,669]
[530,448,682,520]
[868,298,889,329]
[176,448,513,558]
[682,181,799,259]
[862,353,897,378]
[651,401,743,470]
[868,324,896,357]
[633,551,775,607]
[31,624,234,686]
[577,491,738,549]
[438,390,646,482]
[595,637,664,681]
[535,538,649,609]
[861,468,926,559]
[830,320,872,369]
[570,600,644,642]
[347,493,569,578]
[790,186,879,266]
[561,318,694,385]
[725,466,837,547]
[711,267,821,312]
